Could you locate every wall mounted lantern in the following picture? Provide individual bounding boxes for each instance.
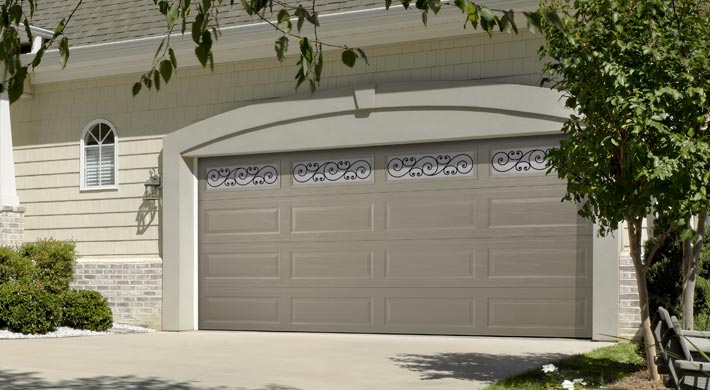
[143,168,162,201]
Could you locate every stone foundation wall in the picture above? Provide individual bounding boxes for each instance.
[0,206,24,247]
[71,259,162,329]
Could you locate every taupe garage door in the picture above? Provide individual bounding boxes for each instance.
[198,137,593,337]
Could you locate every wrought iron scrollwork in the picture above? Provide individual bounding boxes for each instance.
[292,159,372,184]
[491,148,551,174]
[387,153,474,179]
[206,164,279,189]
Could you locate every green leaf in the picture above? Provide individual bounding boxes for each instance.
[275,36,289,62]
[295,5,306,33]
[342,49,357,68]
[356,48,369,65]
[544,9,563,30]
[466,3,478,29]
[8,67,27,104]
[454,0,465,12]
[154,39,165,60]
[58,37,70,69]
[31,47,45,68]
[132,82,142,97]
[167,3,179,29]
[153,69,161,90]
[478,6,496,36]
[422,10,428,26]
[191,13,204,43]
[499,10,517,34]
[159,60,173,83]
[385,0,392,10]
[300,37,313,63]
[277,9,292,34]
[168,47,178,68]
[524,11,542,34]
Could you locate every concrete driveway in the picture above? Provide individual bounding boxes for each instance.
[1,331,610,390]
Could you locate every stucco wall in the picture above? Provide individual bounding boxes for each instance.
[10,31,544,260]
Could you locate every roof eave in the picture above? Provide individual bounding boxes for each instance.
[26,0,538,84]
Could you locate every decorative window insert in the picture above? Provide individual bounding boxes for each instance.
[206,163,279,190]
[490,146,553,175]
[292,157,372,186]
[80,120,118,189]
[386,152,475,181]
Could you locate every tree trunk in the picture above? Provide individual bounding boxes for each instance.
[682,211,708,330]
[628,218,660,381]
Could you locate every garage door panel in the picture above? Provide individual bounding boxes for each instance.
[199,287,591,336]
[488,198,583,228]
[198,138,594,337]
[291,204,374,233]
[291,250,375,279]
[202,207,281,235]
[488,297,589,331]
[384,247,476,279]
[202,252,281,279]
[385,298,476,327]
[384,199,476,231]
[291,297,374,325]
[201,296,281,324]
[488,247,590,279]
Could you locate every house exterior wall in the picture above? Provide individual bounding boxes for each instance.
[8,30,627,333]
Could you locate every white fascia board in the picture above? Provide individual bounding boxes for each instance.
[27,0,537,84]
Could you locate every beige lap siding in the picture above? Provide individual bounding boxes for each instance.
[13,136,161,258]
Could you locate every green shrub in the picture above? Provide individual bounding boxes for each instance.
[0,247,32,284]
[61,290,113,331]
[0,282,61,334]
[18,239,76,294]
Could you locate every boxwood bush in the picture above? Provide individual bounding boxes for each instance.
[18,239,76,294]
[0,247,32,284]
[0,239,114,335]
[0,282,61,334]
[61,289,113,332]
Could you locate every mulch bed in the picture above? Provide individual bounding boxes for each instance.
[608,370,667,390]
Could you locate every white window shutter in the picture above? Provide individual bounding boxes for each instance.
[99,144,115,185]
[84,146,101,187]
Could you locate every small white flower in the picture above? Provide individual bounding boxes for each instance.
[542,363,558,373]
[573,378,587,386]
[561,380,575,390]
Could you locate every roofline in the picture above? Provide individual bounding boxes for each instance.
[26,0,537,84]
[29,25,54,39]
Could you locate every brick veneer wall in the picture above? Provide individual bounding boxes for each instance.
[71,259,162,329]
[619,252,642,340]
[0,206,24,247]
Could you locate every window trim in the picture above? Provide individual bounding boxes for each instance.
[80,119,119,191]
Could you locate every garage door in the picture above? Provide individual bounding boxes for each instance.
[198,137,593,337]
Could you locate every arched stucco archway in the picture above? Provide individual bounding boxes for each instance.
[161,81,620,340]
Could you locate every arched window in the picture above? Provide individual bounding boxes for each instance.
[80,120,118,189]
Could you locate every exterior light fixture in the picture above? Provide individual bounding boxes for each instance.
[143,168,162,201]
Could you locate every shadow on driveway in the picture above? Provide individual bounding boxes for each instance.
[0,369,300,390]
[390,352,567,381]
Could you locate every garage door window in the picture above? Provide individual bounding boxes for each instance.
[491,146,552,175]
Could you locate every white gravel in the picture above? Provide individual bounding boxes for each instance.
[0,323,154,339]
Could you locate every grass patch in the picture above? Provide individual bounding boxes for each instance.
[484,343,644,390]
